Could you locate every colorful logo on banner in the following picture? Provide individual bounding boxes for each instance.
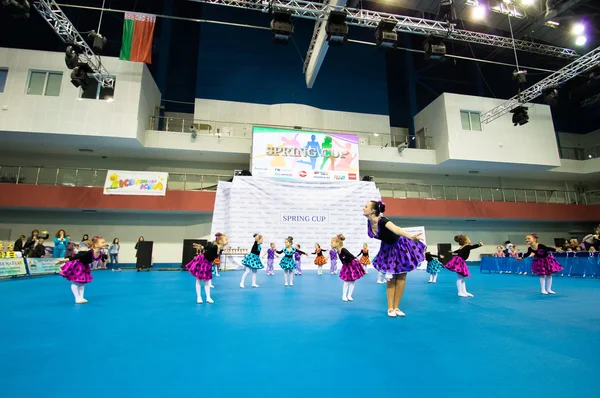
[27,258,62,275]
[251,126,359,181]
[103,170,169,196]
[0,258,27,277]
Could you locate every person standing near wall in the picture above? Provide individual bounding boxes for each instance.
[53,229,69,258]
[109,238,121,272]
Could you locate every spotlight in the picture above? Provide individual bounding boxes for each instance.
[575,36,587,46]
[325,11,348,44]
[1,0,30,19]
[543,87,559,106]
[424,36,446,60]
[572,23,585,35]
[65,44,80,70]
[70,63,92,89]
[437,0,454,21]
[513,70,527,84]
[472,5,487,20]
[510,106,529,126]
[375,20,398,49]
[270,11,294,43]
[520,0,535,6]
[89,31,107,54]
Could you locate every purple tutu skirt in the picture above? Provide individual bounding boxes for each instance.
[186,254,213,280]
[531,256,563,276]
[339,259,366,282]
[372,237,426,274]
[59,260,93,284]
[444,257,470,277]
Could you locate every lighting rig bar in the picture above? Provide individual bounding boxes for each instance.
[33,0,115,88]
[193,0,579,59]
[303,7,326,73]
[481,47,600,124]
[581,93,600,108]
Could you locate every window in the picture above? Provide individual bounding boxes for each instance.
[460,110,482,131]
[0,68,7,93]
[80,75,116,101]
[27,70,62,96]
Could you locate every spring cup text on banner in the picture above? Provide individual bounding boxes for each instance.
[27,258,62,275]
[0,258,27,277]
[251,126,359,181]
[103,170,169,196]
[210,177,381,270]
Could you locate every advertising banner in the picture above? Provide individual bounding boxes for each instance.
[27,258,62,275]
[251,126,359,181]
[0,258,27,277]
[103,170,168,196]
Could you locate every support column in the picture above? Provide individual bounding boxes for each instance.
[404,35,417,148]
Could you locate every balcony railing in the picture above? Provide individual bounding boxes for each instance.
[148,116,434,149]
[560,146,600,160]
[0,165,591,205]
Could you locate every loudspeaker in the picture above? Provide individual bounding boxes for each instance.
[136,241,153,270]
[181,239,207,269]
[437,243,452,264]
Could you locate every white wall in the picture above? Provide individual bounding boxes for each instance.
[414,94,450,163]
[137,65,162,145]
[0,47,159,142]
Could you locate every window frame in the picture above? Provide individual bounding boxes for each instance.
[0,67,8,94]
[78,74,116,101]
[460,110,482,131]
[26,70,63,97]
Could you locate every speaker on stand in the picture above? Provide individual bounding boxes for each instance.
[136,241,154,271]
[437,243,452,265]
[181,239,207,269]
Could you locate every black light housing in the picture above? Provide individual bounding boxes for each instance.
[424,36,446,60]
[70,63,93,89]
[2,0,30,19]
[543,87,559,106]
[65,44,80,69]
[375,20,398,49]
[326,11,348,44]
[270,11,294,43]
[510,106,529,126]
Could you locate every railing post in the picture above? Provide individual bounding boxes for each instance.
[200,175,204,191]
[479,187,482,201]
[417,184,420,199]
[442,186,446,200]
[391,184,395,199]
[74,169,79,186]
[54,168,60,185]
[16,167,21,184]
[502,189,506,202]
[35,167,40,185]
[468,188,471,201]
[431,185,434,200]
[544,190,548,203]
[404,183,407,199]
[490,188,494,202]
[183,174,187,191]
[455,186,459,200]
[534,190,538,203]
[524,190,527,203]
[93,170,98,186]
[165,118,170,132]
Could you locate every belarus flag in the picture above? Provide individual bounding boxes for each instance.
[119,12,156,64]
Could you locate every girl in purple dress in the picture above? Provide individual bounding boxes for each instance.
[329,248,338,274]
[517,233,563,294]
[56,236,105,304]
[364,200,425,317]
[332,234,366,302]
[186,232,228,304]
[264,242,278,276]
[445,234,482,298]
[294,244,307,275]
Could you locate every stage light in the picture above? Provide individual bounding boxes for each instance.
[65,44,79,70]
[513,69,527,84]
[572,23,585,35]
[472,5,487,20]
[575,36,587,46]
[520,0,535,6]
[326,11,348,44]
[544,20,560,28]
[510,106,529,126]
[70,63,92,89]
[89,31,107,54]
[542,87,559,106]
[1,0,30,19]
[424,36,446,60]
[270,11,294,43]
[375,19,398,49]
[438,0,453,21]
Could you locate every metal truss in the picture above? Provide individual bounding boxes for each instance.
[581,92,600,108]
[303,11,325,73]
[481,47,600,124]
[193,0,579,59]
[33,0,115,88]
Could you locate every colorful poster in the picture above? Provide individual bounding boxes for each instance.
[0,258,27,277]
[103,170,168,196]
[251,126,359,181]
[27,258,62,275]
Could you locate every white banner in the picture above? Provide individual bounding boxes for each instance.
[27,258,62,275]
[0,258,27,277]
[211,177,381,270]
[103,170,168,196]
[251,126,360,181]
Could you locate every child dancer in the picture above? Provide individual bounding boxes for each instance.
[240,233,265,288]
[312,243,327,275]
[329,247,338,274]
[186,232,228,303]
[425,249,444,283]
[294,244,307,275]
[56,236,105,304]
[364,200,425,317]
[277,236,297,286]
[445,235,482,298]
[213,252,221,277]
[332,234,366,301]
[357,243,371,274]
[264,242,278,276]
[517,233,563,294]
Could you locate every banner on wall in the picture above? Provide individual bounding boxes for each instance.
[211,177,380,270]
[251,126,359,181]
[27,258,62,275]
[0,258,27,277]
[103,170,169,196]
